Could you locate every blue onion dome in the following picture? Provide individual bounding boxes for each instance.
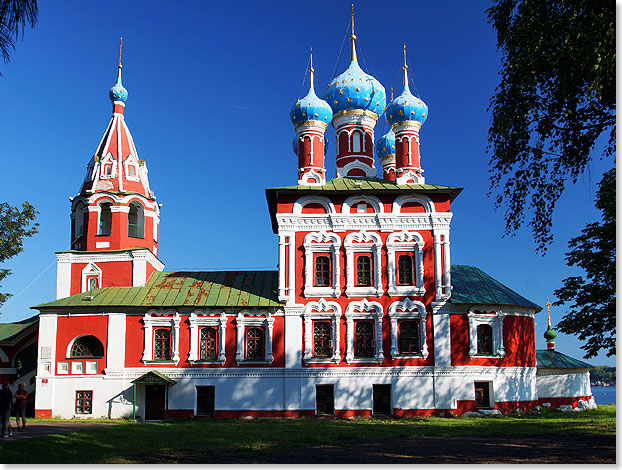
[376,129,396,158]
[385,82,427,127]
[290,87,333,126]
[324,60,386,118]
[109,65,128,103]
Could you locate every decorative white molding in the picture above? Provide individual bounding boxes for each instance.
[303,230,341,297]
[467,311,506,358]
[188,311,227,364]
[56,249,164,273]
[298,169,325,187]
[434,231,452,300]
[386,231,426,297]
[396,168,425,185]
[141,310,181,365]
[344,299,384,364]
[341,195,383,214]
[293,195,335,215]
[81,263,102,292]
[392,194,435,214]
[343,231,383,297]
[303,299,342,364]
[387,298,429,359]
[124,154,140,182]
[336,160,376,178]
[235,312,274,364]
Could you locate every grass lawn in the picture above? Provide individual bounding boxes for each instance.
[0,405,615,464]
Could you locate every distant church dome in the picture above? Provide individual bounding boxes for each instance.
[109,73,128,103]
[290,87,333,126]
[385,47,427,127]
[376,129,396,158]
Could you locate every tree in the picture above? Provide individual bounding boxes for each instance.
[0,202,38,309]
[0,0,38,65]
[486,0,615,253]
[553,168,615,358]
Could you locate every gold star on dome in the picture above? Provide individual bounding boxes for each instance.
[356,88,360,92]
[422,112,426,117]
[342,80,347,83]
[364,97,369,101]
[296,103,300,108]
[411,111,415,115]
[389,114,393,119]
[314,112,319,117]
[302,112,306,117]
[399,110,404,116]
[339,89,343,94]
[405,100,409,105]
[376,101,380,105]
[334,100,338,104]
[347,97,353,102]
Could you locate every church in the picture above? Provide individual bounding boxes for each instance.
[6,24,593,419]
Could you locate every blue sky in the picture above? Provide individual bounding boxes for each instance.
[0,1,613,365]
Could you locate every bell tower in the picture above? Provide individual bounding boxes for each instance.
[56,40,163,299]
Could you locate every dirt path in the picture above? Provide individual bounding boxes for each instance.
[0,422,116,441]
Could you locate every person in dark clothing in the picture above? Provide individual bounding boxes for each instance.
[0,382,12,437]
[13,383,27,431]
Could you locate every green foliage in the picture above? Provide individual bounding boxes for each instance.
[0,201,38,309]
[553,168,615,357]
[0,0,38,65]
[486,0,615,253]
[590,366,615,384]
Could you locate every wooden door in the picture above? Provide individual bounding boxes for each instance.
[373,384,392,415]
[145,385,166,420]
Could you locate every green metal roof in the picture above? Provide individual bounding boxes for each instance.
[132,370,177,385]
[265,176,463,233]
[33,271,281,310]
[536,349,594,369]
[0,315,38,342]
[450,265,541,310]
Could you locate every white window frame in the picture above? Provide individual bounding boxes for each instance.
[386,230,426,297]
[344,231,383,298]
[124,154,140,181]
[142,310,181,365]
[81,263,102,293]
[388,298,428,359]
[303,299,341,364]
[235,311,274,364]
[303,230,342,297]
[188,311,227,364]
[100,153,116,179]
[468,310,506,358]
[344,299,384,364]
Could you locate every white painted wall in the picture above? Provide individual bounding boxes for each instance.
[537,371,591,399]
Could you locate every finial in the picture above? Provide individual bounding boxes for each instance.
[546,298,552,327]
[309,47,314,90]
[402,43,409,87]
[117,37,123,80]
[391,86,394,100]
[350,4,357,62]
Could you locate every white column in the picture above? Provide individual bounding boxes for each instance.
[265,314,274,363]
[34,314,57,413]
[235,313,245,363]
[106,313,126,369]
[433,232,443,299]
[284,307,303,368]
[431,302,452,367]
[56,257,71,299]
[218,313,227,362]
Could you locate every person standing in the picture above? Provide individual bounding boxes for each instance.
[0,382,13,437]
[13,383,27,431]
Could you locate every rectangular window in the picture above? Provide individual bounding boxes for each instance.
[474,382,491,408]
[316,385,334,415]
[354,320,374,357]
[397,254,414,286]
[476,325,493,354]
[356,255,372,287]
[154,328,171,360]
[200,327,218,361]
[314,255,332,287]
[313,321,332,357]
[246,327,264,360]
[372,384,392,415]
[196,386,215,416]
[75,390,93,414]
[398,320,421,354]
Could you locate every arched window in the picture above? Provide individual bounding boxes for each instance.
[88,277,99,290]
[313,321,332,357]
[15,342,37,378]
[354,320,374,357]
[397,254,414,286]
[99,202,112,236]
[103,164,112,176]
[128,201,144,238]
[200,328,218,361]
[246,327,264,360]
[352,132,361,153]
[154,329,171,360]
[128,165,136,178]
[356,255,372,287]
[398,320,421,354]
[477,324,493,354]
[70,335,104,358]
[74,202,85,237]
[315,255,331,287]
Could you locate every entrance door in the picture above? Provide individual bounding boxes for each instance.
[373,384,392,415]
[145,384,166,420]
[316,385,334,415]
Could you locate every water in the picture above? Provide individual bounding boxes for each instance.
[591,385,616,405]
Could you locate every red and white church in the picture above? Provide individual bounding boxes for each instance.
[22,31,595,419]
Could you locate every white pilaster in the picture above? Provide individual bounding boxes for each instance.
[106,313,126,369]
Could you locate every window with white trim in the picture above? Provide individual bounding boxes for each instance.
[386,231,425,297]
[344,299,384,363]
[98,202,112,236]
[142,311,181,364]
[388,298,428,358]
[128,201,145,238]
[235,312,274,364]
[188,312,227,364]
[344,231,383,298]
[303,299,341,364]
[303,231,341,297]
[468,311,505,358]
